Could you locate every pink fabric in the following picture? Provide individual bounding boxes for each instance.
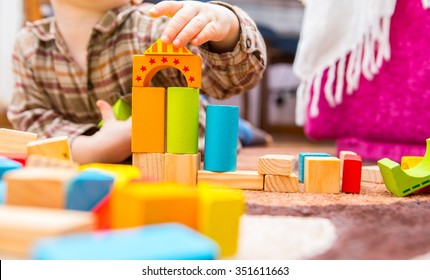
[305,0,430,162]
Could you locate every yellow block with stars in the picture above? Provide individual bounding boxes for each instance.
[111,182,198,230]
[198,183,245,257]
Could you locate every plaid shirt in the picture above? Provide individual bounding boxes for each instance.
[8,2,266,145]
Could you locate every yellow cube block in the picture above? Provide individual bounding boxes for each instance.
[79,163,141,189]
[198,183,245,257]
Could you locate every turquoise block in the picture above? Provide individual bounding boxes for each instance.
[66,170,114,211]
[0,181,5,204]
[32,223,219,260]
[298,153,331,183]
[204,105,239,172]
[0,156,23,180]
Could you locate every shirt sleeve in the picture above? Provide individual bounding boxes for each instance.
[196,1,267,99]
[7,29,97,141]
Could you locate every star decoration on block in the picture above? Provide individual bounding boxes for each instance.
[136,76,142,82]
[183,66,190,73]
[188,76,195,83]
[161,57,168,63]
[149,58,156,65]
[140,66,147,72]
[173,59,180,65]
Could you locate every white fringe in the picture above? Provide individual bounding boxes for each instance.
[295,14,392,125]
[423,0,430,9]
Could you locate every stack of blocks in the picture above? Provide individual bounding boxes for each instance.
[257,154,298,192]
[131,39,201,185]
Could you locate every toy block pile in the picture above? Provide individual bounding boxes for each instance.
[0,127,244,260]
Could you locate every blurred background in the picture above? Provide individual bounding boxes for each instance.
[0,0,305,137]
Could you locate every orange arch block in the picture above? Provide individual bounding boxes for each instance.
[133,39,202,89]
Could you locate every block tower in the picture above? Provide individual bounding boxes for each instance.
[131,39,202,185]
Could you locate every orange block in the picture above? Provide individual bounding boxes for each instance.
[132,87,166,153]
[111,183,198,230]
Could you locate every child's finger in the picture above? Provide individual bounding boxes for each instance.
[96,100,115,122]
[190,21,218,46]
[175,15,209,46]
[149,1,184,18]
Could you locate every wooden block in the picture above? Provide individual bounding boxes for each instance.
[198,183,244,257]
[66,170,114,211]
[341,154,362,194]
[165,153,200,186]
[377,139,430,196]
[203,105,239,172]
[257,154,295,176]
[0,205,94,258]
[26,154,77,169]
[401,156,423,170]
[401,156,430,193]
[298,152,330,183]
[339,150,357,176]
[305,157,340,194]
[133,39,202,88]
[98,98,131,127]
[0,156,23,180]
[0,152,27,166]
[4,167,78,209]
[0,128,37,154]
[132,87,166,153]
[133,153,165,182]
[361,165,384,184]
[79,163,141,189]
[32,224,217,260]
[111,183,198,230]
[27,136,72,161]
[264,174,299,193]
[167,87,200,154]
[91,193,111,230]
[197,170,264,190]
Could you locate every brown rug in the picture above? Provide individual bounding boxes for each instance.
[237,146,430,260]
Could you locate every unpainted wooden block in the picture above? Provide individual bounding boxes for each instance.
[0,205,94,258]
[264,174,299,193]
[361,165,384,184]
[4,167,78,209]
[133,153,165,182]
[165,153,200,186]
[198,183,244,257]
[111,182,198,230]
[257,154,295,176]
[26,154,77,169]
[27,136,72,161]
[305,157,340,194]
[0,128,37,154]
[197,170,264,190]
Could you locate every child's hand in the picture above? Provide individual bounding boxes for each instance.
[149,0,240,52]
[94,100,132,162]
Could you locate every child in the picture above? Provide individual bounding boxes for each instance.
[8,0,266,164]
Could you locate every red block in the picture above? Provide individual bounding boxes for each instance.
[92,193,111,230]
[342,154,362,194]
[0,152,27,166]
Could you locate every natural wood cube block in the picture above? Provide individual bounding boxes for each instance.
[27,136,72,161]
[264,174,299,193]
[165,153,200,186]
[133,153,165,182]
[198,170,263,190]
[305,157,340,194]
[0,128,37,154]
[257,154,295,176]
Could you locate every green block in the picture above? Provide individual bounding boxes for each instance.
[166,87,199,154]
[377,139,430,197]
[98,99,131,127]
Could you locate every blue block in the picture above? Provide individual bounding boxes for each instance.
[0,181,5,204]
[0,156,23,180]
[32,223,219,260]
[298,153,331,183]
[204,105,239,172]
[66,170,114,211]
